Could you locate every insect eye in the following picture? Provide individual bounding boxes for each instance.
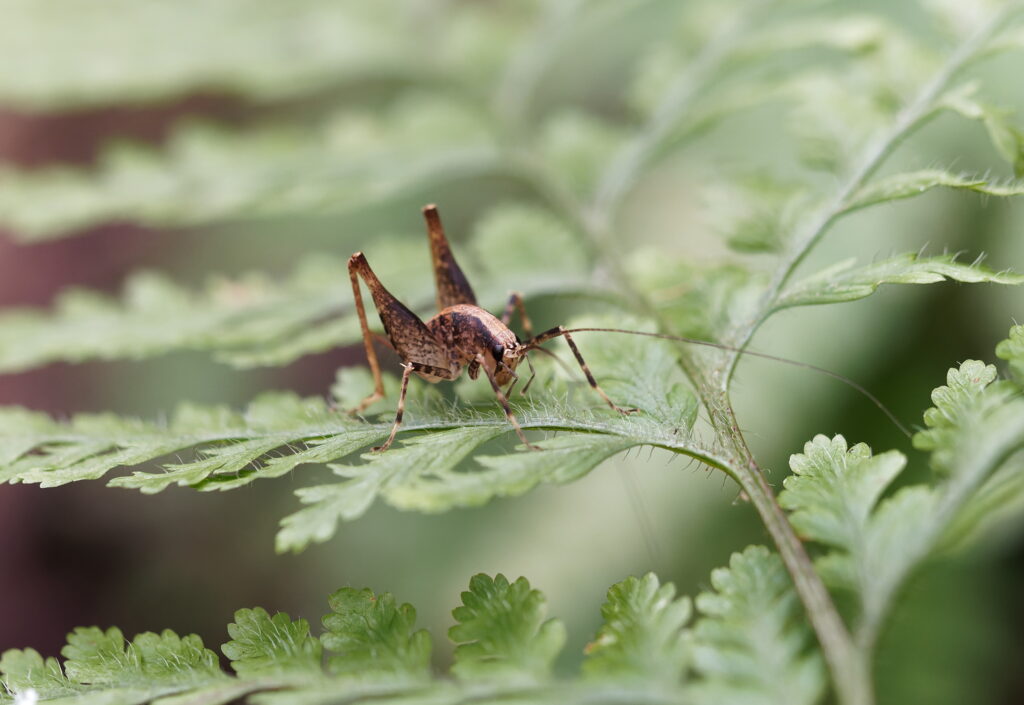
[492,344,505,362]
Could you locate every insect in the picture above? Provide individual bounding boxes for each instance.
[347,204,638,452]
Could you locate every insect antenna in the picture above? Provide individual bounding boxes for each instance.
[537,326,912,439]
[525,344,574,377]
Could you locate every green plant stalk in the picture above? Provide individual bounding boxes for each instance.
[720,404,872,705]
[559,5,872,703]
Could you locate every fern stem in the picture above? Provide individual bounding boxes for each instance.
[722,409,872,705]
[517,3,873,699]
[704,9,1020,701]
[723,5,1017,384]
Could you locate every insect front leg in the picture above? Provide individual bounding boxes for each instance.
[478,353,540,451]
[530,326,639,415]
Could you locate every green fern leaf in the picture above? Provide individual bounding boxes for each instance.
[0,650,76,699]
[690,547,825,705]
[320,588,431,681]
[995,323,1024,387]
[276,426,505,553]
[780,435,907,552]
[625,253,763,341]
[0,2,433,111]
[844,169,1024,212]
[779,330,1024,648]
[0,206,593,374]
[778,436,921,618]
[537,112,626,199]
[62,627,222,689]
[775,253,1023,310]
[0,98,498,239]
[941,83,1024,176]
[450,574,566,684]
[61,628,141,685]
[913,359,1006,474]
[582,573,691,685]
[705,176,808,254]
[222,609,322,679]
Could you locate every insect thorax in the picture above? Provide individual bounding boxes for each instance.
[427,304,522,384]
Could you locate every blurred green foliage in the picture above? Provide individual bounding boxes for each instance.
[0,1,1023,704]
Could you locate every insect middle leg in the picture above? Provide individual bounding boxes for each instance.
[529,326,639,415]
[374,361,457,452]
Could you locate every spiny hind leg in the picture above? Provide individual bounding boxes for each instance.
[347,253,385,413]
[348,250,449,415]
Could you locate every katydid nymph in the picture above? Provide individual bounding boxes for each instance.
[347,205,909,452]
[348,204,638,452]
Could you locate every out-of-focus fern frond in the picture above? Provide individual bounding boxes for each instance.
[845,170,1024,212]
[775,253,1023,310]
[0,0,536,111]
[0,97,499,240]
[582,573,691,686]
[0,205,593,373]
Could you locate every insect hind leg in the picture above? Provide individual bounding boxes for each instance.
[347,252,385,414]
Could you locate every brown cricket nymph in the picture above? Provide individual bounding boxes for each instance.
[347,204,637,452]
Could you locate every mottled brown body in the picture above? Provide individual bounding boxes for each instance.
[347,204,635,451]
[427,304,520,386]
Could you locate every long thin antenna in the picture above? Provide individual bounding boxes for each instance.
[555,327,912,439]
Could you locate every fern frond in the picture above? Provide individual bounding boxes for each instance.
[582,573,691,686]
[222,609,322,679]
[845,169,1024,211]
[321,588,431,681]
[2,565,816,705]
[690,546,825,705]
[0,98,499,240]
[778,327,1024,650]
[775,253,1023,310]
[450,574,566,684]
[0,1,533,111]
[0,327,711,553]
[0,651,76,700]
[0,205,592,373]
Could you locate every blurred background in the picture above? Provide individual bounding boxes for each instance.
[0,2,1021,703]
